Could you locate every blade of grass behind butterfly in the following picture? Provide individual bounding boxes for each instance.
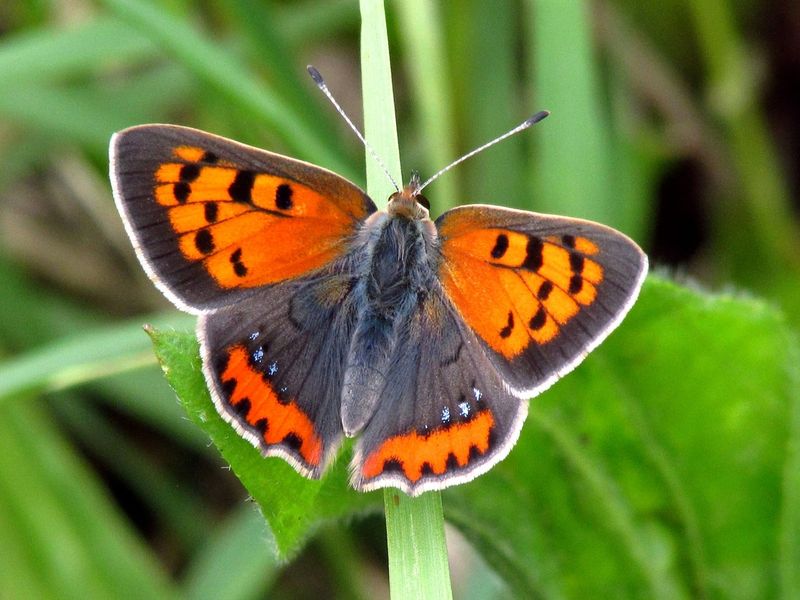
[526,0,618,226]
[0,68,192,154]
[359,0,452,598]
[393,0,458,213]
[0,401,179,599]
[278,0,359,42]
[0,313,194,405]
[686,0,800,323]
[98,0,356,180]
[0,17,156,89]
[0,259,206,448]
[218,0,343,153]
[448,0,527,209]
[49,395,213,551]
[181,505,280,600]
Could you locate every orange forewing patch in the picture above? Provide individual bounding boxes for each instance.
[573,236,599,255]
[221,346,323,467]
[151,152,367,288]
[168,202,249,234]
[174,145,208,162]
[200,218,347,288]
[440,255,525,357]
[362,411,495,482]
[440,225,605,356]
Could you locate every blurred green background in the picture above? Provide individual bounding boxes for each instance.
[1,0,799,598]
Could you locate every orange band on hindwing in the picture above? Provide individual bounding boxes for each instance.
[219,345,323,468]
[361,410,495,483]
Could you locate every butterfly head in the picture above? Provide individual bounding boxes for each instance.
[387,171,431,220]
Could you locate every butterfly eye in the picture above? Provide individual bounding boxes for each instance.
[416,194,430,210]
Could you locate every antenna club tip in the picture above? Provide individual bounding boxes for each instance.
[526,110,550,125]
[307,65,324,86]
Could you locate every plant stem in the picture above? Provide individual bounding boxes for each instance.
[383,490,452,599]
[358,1,452,598]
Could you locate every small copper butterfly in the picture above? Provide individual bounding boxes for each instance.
[110,69,647,496]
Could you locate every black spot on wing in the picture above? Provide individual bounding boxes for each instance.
[233,397,251,418]
[382,459,404,474]
[180,163,201,183]
[282,432,303,452]
[529,306,547,330]
[275,184,293,210]
[229,170,255,203]
[204,202,219,223]
[230,248,248,277]
[537,280,553,300]
[499,311,514,338]
[253,418,268,436]
[174,181,190,203]
[569,274,583,294]
[521,236,543,271]
[570,251,585,274]
[491,234,509,259]
[195,229,214,255]
[221,378,237,398]
[201,151,219,164]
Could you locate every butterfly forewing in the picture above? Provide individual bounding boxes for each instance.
[436,204,647,398]
[111,124,376,312]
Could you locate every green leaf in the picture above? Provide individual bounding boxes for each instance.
[393,0,459,213]
[0,312,193,405]
[444,275,799,599]
[146,327,380,558]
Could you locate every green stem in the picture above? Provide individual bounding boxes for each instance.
[358,1,452,597]
[383,491,452,599]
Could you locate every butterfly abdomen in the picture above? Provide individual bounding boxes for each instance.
[340,216,438,436]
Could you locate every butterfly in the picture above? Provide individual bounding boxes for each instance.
[110,115,647,497]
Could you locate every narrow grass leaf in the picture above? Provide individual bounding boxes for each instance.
[0,312,193,404]
[182,505,279,600]
[527,0,617,225]
[360,1,452,598]
[393,0,459,213]
[98,0,354,178]
[0,17,155,87]
[0,402,178,599]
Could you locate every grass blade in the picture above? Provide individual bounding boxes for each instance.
[360,1,452,597]
[98,0,354,179]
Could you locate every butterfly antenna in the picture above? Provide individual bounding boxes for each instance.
[307,65,400,192]
[417,110,550,193]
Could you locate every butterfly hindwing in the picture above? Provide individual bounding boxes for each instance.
[352,284,527,495]
[111,124,376,312]
[199,258,360,477]
[436,204,647,397]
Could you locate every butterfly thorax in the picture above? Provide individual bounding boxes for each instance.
[340,212,439,436]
